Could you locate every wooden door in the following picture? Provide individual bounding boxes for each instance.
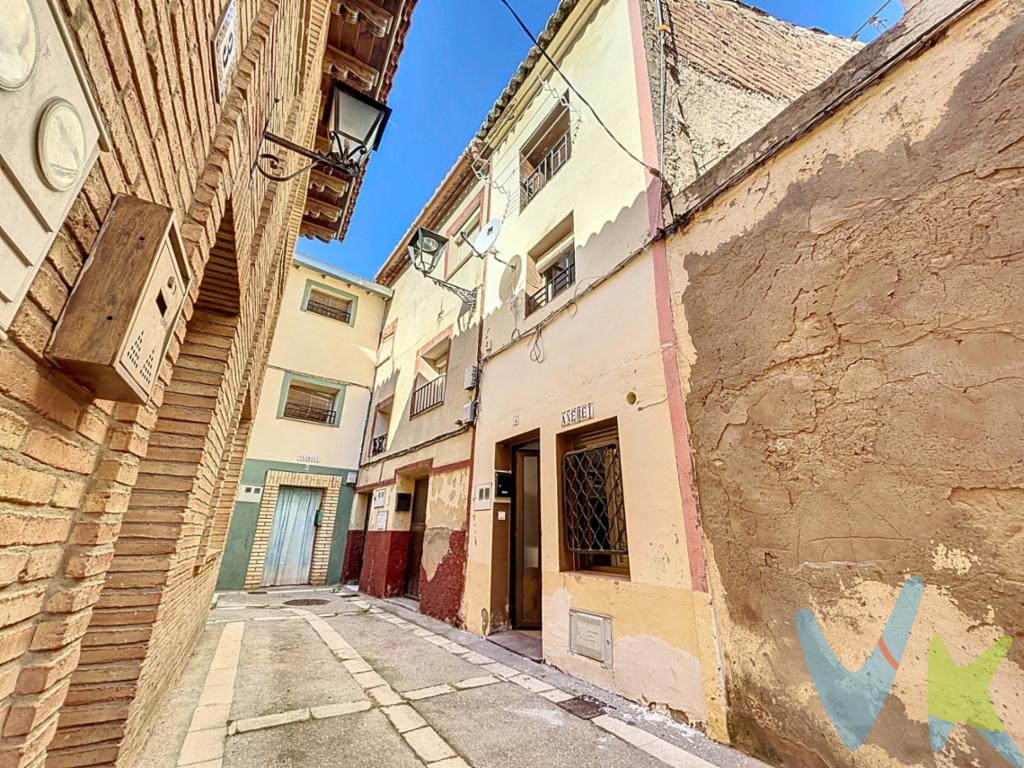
[405,477,429,598]
[513,449,542,629]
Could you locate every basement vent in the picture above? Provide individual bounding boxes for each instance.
[569,609,613,668]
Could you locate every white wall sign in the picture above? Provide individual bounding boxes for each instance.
[214,0,239,98]
[375,510,388,531]
[473,483,493,511]
[372,487,388,508]
[561,401,594,428]
[236,485,263,503]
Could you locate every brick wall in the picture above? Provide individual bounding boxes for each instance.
[0,0,335,765]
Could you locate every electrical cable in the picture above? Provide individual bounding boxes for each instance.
[496,0,663,179]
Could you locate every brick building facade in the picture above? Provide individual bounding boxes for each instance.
[0,1,413,766]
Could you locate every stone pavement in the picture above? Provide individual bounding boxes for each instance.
[137,588,768,768]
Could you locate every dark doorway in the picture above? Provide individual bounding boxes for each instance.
[511,443,542,630]
[404,477,429,599]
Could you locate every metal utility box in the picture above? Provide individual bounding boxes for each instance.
[569,609,613,667]
[48,196,192,403]
[494,470,513,499]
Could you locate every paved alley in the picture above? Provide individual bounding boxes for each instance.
[137,588,766,768]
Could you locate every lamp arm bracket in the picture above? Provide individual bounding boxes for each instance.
[427,276,478,307]
[250,121,358,183]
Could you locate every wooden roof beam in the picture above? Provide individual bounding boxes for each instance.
[310,169,350,196]
[336,0,393,38]
[304,197,344,223]
[301,219,342,242]
[323,45,380,91]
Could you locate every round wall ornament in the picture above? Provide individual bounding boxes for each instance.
[36,98,86,191]
[0,0,39,91]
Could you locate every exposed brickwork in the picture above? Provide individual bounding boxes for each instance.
[0,0,356,764]
[662,0,861,101]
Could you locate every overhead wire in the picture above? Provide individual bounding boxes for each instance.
[495,0,663,180]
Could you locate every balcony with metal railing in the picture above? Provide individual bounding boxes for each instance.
[306,297,352,323]
[520,128,572,210]
[283,403,337,425]
[410,374,446,417]
[526,261,576,316]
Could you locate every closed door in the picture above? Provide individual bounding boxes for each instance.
[513,449,542,629]
[405,477,429,599]
[262,486,322,587]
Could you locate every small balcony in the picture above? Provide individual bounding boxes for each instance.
[370,434,386,456]
[410,374,446,417]
[526,260,576,315]
[520,127,571,210]
[306,297,352,323]
[283,403,337,425]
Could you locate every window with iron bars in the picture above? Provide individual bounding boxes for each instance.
[562,429,629,576]
[520,102,572,210]
[526,246,575,315]
[305,288,353,323]
[283,383,337,425]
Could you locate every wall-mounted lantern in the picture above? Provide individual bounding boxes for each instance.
[252,82,392,183]
[408,227,478,307]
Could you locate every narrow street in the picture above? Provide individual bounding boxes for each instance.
[137,588,765,768]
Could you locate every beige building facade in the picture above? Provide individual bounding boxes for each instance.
[461,0,856,738]
[349,161,488,623]
[216,255,389,592]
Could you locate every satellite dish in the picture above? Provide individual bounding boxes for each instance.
[473,218,503,255]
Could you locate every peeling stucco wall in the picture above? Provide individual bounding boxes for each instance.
[665,2,1024,766]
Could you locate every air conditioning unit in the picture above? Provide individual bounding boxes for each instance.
[457,401,477,425]
[464,365,480,390]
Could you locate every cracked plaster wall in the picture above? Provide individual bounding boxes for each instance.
[665,3,1024,766]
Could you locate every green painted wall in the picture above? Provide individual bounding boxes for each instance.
[215,459,355,590]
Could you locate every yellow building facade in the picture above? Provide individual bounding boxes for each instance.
[216,254,390,591]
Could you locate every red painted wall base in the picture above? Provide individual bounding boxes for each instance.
[359,530,409,598]
[418,530,467,625]
[342,529,364,582]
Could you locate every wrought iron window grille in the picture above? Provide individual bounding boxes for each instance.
[370,434,386,456]
[283,403,337,425]
[562,443,629,572]
[306,297,352,323]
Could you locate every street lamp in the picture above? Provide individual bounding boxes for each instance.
[327,82,392,166]
[252,82,392,183]
[408,227,477,307]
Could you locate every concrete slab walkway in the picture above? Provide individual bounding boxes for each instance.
[137,587,768,768]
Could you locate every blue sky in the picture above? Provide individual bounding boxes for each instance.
[298,0,900,280]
